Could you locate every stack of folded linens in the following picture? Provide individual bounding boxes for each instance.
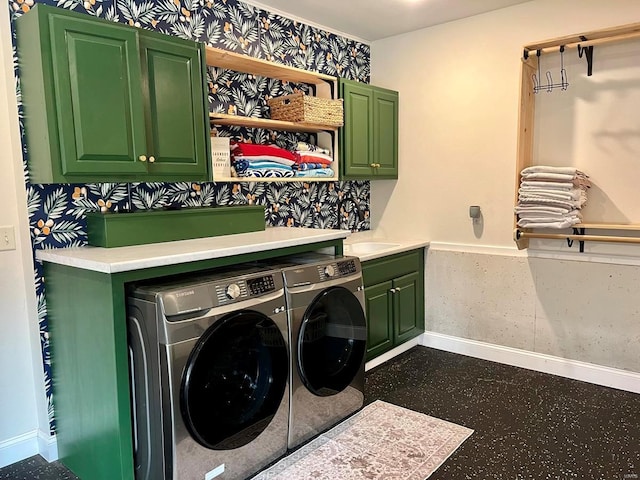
[292,141,335,178]
[515,166,591,229]
[230,142,296,178]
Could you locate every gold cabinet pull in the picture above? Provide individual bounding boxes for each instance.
[149,156,155,163]
[139,155,147,162]
[370,163,376,168]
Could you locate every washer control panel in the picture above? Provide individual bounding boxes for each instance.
[337,259,358,276]
[247,275,276,295]
[151,268,284,318]
[316,259,358,281]
[216,274,277,304]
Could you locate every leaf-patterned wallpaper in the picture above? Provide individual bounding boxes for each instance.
[8,0,371,432]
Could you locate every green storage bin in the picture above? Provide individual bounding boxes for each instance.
[86,205,266,248]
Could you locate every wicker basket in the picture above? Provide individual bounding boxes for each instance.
[268,93,344,127]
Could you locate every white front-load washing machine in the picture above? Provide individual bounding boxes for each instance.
[127,265,289,480]
[279,254,367,450]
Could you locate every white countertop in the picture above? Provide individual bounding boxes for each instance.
[343,231,429,262]
[35,227,351,274]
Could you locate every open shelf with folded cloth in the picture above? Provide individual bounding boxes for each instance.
[206,46,339,183]
[514,20,640,251]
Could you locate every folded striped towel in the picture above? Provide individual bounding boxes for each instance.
[232,159,293,174]
[294,168,335,178]
[231,155,296,166]
[241,169,295,178]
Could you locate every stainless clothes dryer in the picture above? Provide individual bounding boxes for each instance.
[280,254,367,450]
[127,265,289,480]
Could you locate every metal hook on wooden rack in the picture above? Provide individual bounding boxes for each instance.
[577,36,594,76]
[532,46,569,94]
[567,227,586,252]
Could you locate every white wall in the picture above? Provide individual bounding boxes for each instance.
[0,2,51,467]
[370,0,640,376]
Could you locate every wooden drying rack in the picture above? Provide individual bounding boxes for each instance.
[514,21,640,250]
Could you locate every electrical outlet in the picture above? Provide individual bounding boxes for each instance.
[0,225,16,251]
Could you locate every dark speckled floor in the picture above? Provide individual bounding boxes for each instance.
[2,346,639,479]
[0,455,78,480]
[366,346,640,480]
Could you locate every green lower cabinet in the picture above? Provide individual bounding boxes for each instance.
[362,249,425,361]
[17,4,210,183]
[365,280,394,359]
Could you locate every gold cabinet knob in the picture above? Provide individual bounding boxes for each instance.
[139,155,147,162]
[149,156,155,163]
[370,163,376,168]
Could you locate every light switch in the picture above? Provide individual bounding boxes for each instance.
[0,225,16,251]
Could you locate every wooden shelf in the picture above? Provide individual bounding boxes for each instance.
[514,21,640,250]
[209,112,338,133]
[205,47,340,183]
[576,223,640,231]
[212,175,338,183]
[205,46,336,85]
[523,22,640,55]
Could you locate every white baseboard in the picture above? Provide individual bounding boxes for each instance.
[365,337,422,372]
[37,432,58,462]
[420,331,640,394]
[0,430,57,468]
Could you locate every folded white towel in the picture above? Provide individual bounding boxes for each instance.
[521,165,587,176]
[519,180,577,190]
[518,196,586,209]
[518,197,583,210]
[515,205,574,215]
[518,188,584,201]
[521,172,578,181]
[517,209,582,220]
[517,218,581,229]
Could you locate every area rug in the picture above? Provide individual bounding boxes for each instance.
[252,400,473,480]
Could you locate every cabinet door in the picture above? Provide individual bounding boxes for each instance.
[373,88,398,178]
[139,33,209,181]
[365,280,394,361]
[393,271,423,344]
[50,13,147,177]
[341,79,374,177]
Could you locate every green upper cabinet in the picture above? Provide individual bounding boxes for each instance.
[139,31,209,179]
[17,4,210,184]
[339,78,398,180]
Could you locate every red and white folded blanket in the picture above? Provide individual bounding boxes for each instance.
[231,142,297,166]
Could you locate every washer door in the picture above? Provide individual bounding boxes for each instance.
[298,286,367,397]
[180,310,288,450]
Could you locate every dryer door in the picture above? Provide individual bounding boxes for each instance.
[298,286,367,397]
[180,310,288,450]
